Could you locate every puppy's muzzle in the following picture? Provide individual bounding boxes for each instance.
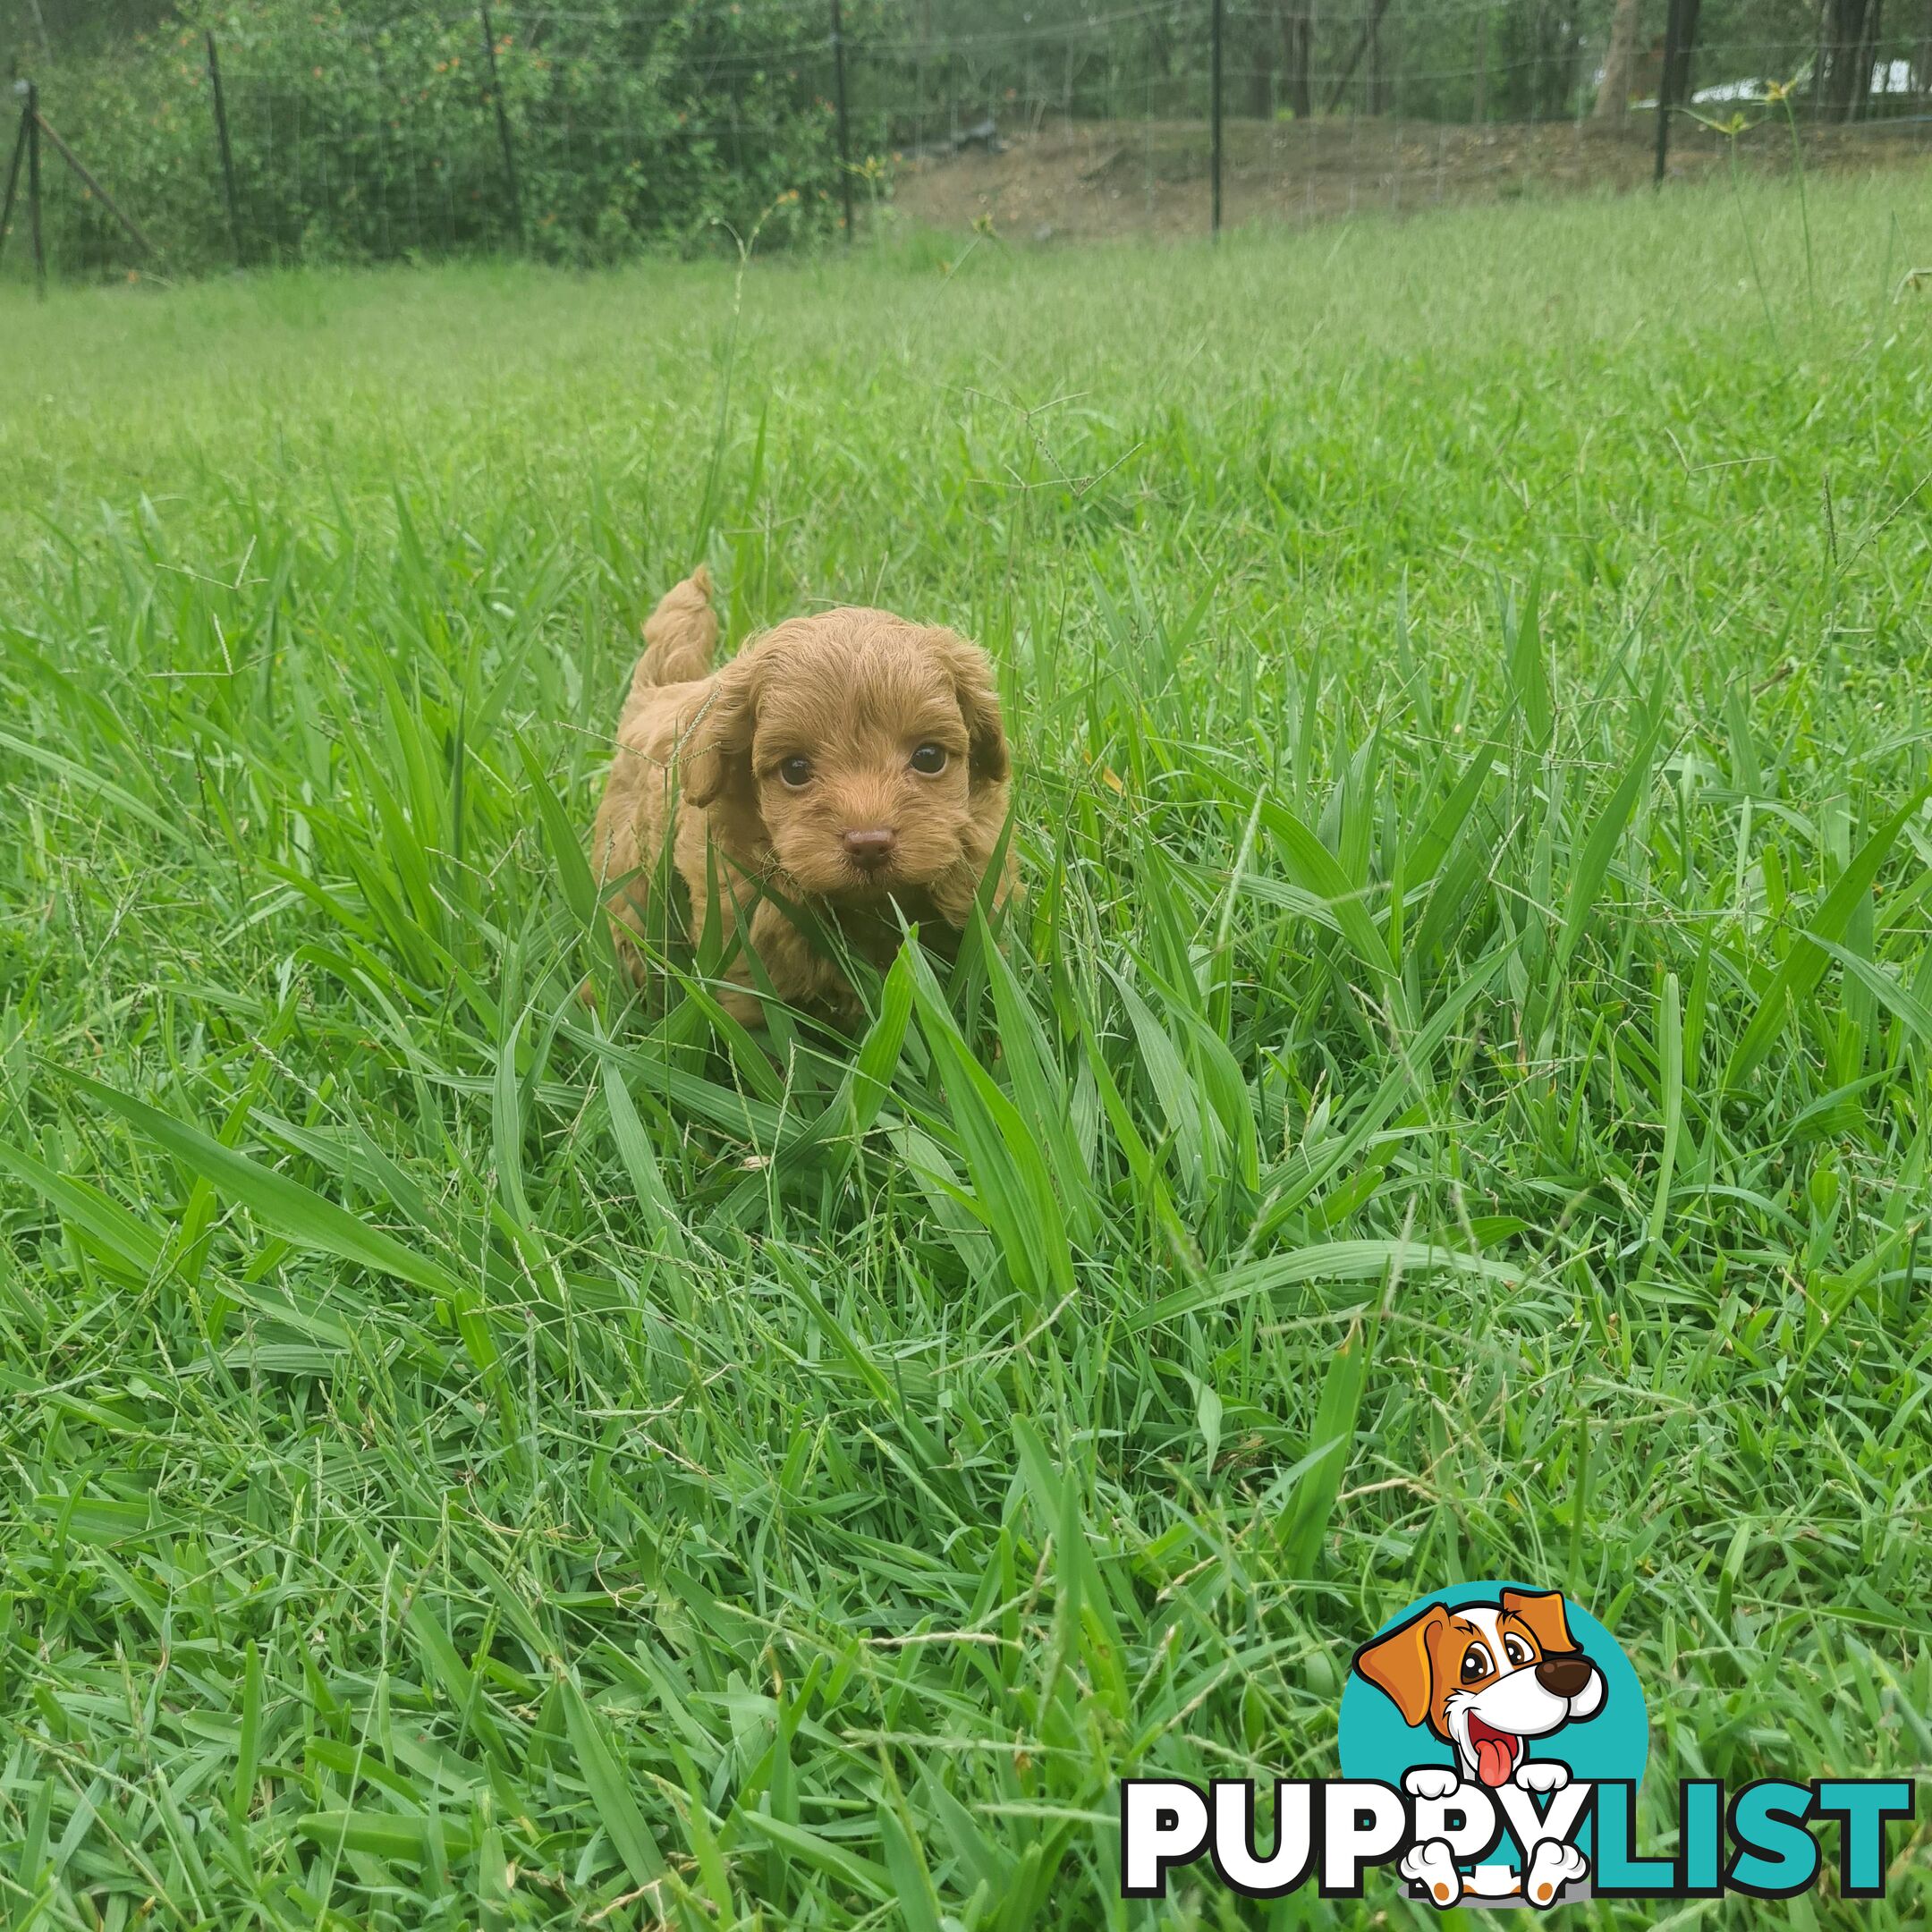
[842,826,898,872]
[1534,1653,1597,1699]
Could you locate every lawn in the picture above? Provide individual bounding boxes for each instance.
[4,168,1932,1929]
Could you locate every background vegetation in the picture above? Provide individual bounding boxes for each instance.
[3,161,1932,1925]
[3,0,1928,275]
[0,0,886,269]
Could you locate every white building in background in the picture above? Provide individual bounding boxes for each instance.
[1614,57,1921,113]
[1689,76,1771,103]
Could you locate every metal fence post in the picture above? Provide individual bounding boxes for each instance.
[1210,0,1224,238]
[478,1,522,244]
[207,33,245,267]
[27,80,43,296]
[1653,0,1683,185]
[830,0,855,242]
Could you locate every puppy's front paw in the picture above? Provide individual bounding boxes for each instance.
[1514,1758,1570,1793]
[1523,1841,1588,1908]
[1403,1767,1462,1801]
[1401,1839,1462,1908]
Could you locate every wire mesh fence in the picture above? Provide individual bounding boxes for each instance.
[2,0,1929,284]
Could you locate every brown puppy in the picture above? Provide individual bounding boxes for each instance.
[590,567,1013,1023]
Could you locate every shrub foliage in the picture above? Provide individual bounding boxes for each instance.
[16,0,897,274]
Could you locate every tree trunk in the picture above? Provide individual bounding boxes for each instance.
[1822,0,1874,119]
[1326,0,1393,112]
[1593,0,1642,118]
[1250,8,1276,119]
[1284,5,1312,118]
[1853,0,1885,118]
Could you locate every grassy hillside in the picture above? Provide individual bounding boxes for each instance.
[3,171,1932,1927]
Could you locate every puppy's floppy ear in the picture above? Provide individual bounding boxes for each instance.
[681,644,765,810]
[1352,1603,1446,1729]
[929,630,1010,786]
[1500,1589,1580,1657]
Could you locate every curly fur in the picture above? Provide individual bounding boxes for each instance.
[589,567,1014,1023]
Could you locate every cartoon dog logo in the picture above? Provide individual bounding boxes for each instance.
[1352,1587,1605,1907]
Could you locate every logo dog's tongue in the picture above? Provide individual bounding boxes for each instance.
[1470,1719,1516,1787]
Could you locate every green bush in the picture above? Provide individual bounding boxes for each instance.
[11,0,900,276]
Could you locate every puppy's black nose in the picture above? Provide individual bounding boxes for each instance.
[842,827,898,869]
[1535,1654,1595,1699]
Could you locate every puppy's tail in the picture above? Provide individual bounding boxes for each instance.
[632,565,718,690]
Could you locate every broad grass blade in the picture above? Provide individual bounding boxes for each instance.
[1282,1319,1370,1575]
[67,1073,460,1299]
[557,1674,665,1889]
[1724,791,1926,1088]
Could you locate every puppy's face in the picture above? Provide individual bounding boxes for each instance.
[687,609,1008,904]
[1352,1589,1606,1788]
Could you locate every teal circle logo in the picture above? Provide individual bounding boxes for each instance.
[1338,1582,1648,1899]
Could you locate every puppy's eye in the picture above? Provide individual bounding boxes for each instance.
[909,743,949,776]
[1503,1636,1531,1667]
[777,756,813,789]
[1460,1644,1494,1682]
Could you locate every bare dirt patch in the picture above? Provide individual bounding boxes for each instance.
[893,113,1932,243]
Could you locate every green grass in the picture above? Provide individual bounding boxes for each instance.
[4,167,1932,1928]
